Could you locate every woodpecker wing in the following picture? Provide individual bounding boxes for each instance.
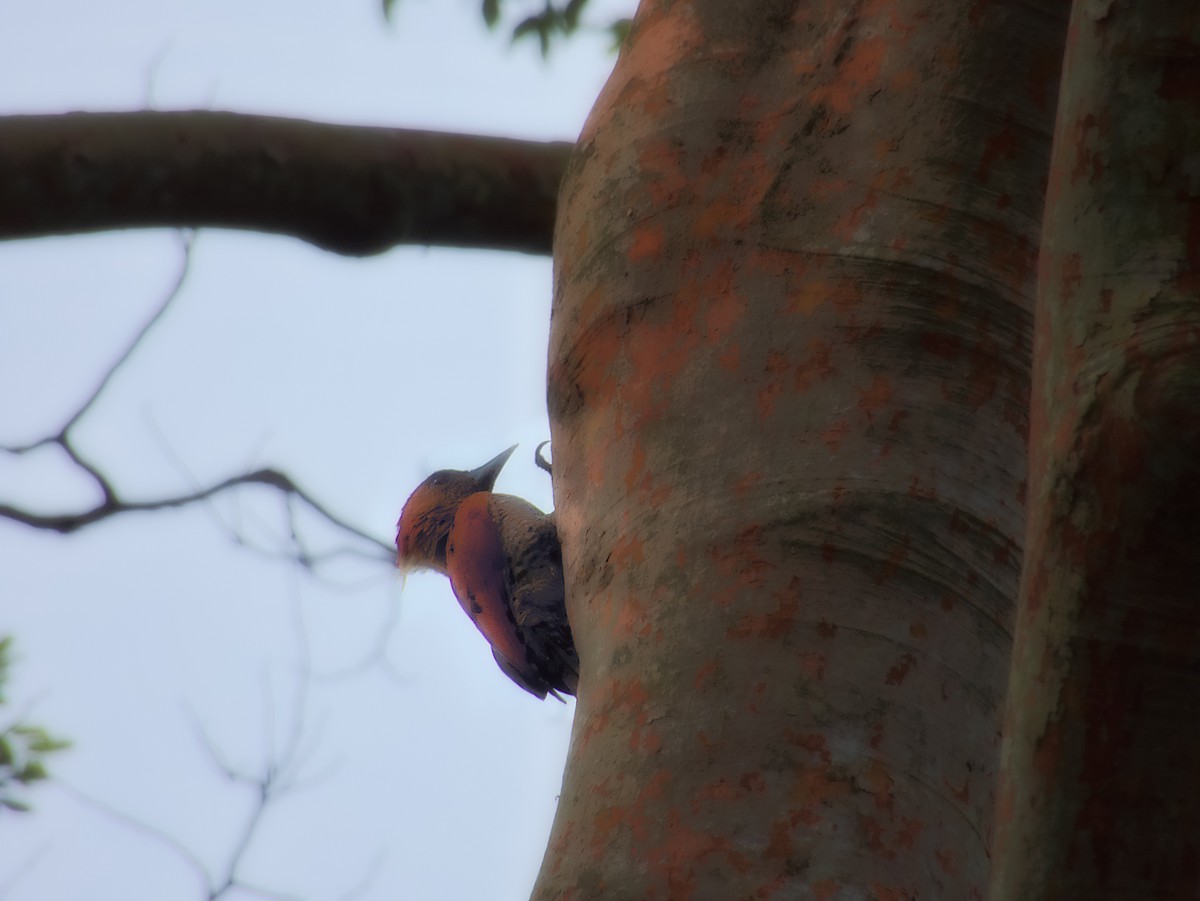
[446,492,551,698]
[489,496,579,696]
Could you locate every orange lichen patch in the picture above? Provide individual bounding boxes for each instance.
[811,879,840,901]
[1032,718,1064,779]
[693,659,719,690]
[864,758,895,812]
[794,339,835,392]
[693,198,754,240]
[629,222,665,262]
[909,620,928,640]
[885,652,917,686]
[624,4,704,86]
[616,594,653,638]
[906,474,935,500]
[875,535,911,585]
[889,66,917,91]
[546,819,575,877]
[732,470,763,498]
[798,651,827,681]
[872,137,900,161]
[895,815,923,850]
[832,179,883,242]
[820,540,836,564]
[809,177,851,201]
[765,817,795,861]
[1176,196,1200,292]
[785,730,833,765]
[921,330,961,359]
[993,535,1017,567]
[726,576,802,640]
[860,815,895,860]
[811,36,889,116]
[707,525,776,599]
[757,350,792,419]
[592,806,628,851]
[1060,252,1083,300]
[1157,51,1200,111]
[649,809,734,893]
[821,419,851,452]
[1069,111,1106,186]
[631,716,661,754]
[964,337,1000,408]
[718,342,740,371]
[623,442,647,495]
[694,778,739,803]
[934,847,957,875]
[935,42,960,75]
[856,375,892,422]
[610,532,645,568]
[868,720,884,750]
[944,776,970,805]
[740,771,766,794]
[791,766,853,809]
[789,280,831,315]
[753,104,793,146]
[977,118,1018,184]
[704,259,745,340]
[577,676,648,750]
[872,883,921,901]
[637,139,691,207]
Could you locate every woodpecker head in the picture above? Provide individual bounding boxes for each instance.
[395,445,517,573]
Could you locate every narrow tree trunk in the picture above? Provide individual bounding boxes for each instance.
[991,4,1200,897]
[540,1,1067,896]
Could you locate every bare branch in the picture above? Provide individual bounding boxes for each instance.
[0,845,49,901]
[58,782,212,894]
[0,111,569,256]
[2,231,393,571]
[62,230,196,438]
[0,466,393,559]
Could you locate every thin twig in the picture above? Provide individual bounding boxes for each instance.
[1,230,394,574]
[59,782,212,894]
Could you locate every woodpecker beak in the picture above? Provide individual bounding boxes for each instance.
[469,444,518,491]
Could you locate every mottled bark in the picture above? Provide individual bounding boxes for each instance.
[0,111,570,255]
[542,1,1067,897]
[991,3,1200,898]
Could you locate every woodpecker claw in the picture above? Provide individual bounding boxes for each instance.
[534,440,553,476]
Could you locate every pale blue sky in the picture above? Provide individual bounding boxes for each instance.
[0,2,624,897]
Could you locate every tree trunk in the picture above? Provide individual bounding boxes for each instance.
[541,0,1067,897]
[991,3,1200,897]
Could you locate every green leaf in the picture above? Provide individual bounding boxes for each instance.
[609,17,633,52]
[16,761,46,785]
[482,0,501,29]
[2,797,31,813]
[381,0,400,23]
[563,0,587,31]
